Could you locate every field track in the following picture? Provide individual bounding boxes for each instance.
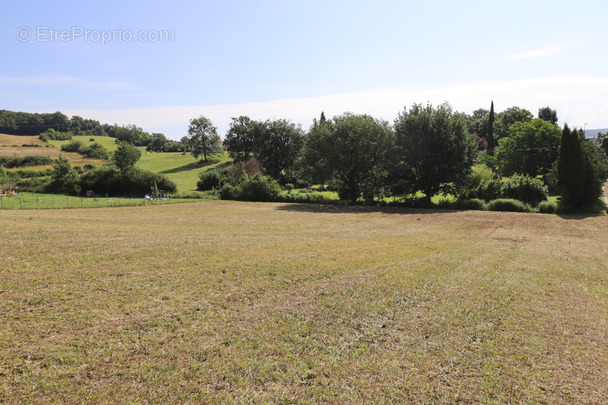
[1,201,607,403]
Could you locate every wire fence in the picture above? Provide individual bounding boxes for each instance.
[0,194,185,210]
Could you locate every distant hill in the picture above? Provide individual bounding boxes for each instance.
[585,128,607,138]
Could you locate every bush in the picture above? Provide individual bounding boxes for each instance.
[218,183,238,200]
[537,201,557,214]
[474,178,503,201]
[79,166,176,196]
[240,173,280,201]
[0,156,54,168]
[485,198,533,212]
[197,169,224,191]
[501,174,548,204]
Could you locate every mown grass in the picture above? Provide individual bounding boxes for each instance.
[1,201,607,403]
[138,150,231,193]
[0,193,208,210]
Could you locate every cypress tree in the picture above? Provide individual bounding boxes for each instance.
[487,101,496,155]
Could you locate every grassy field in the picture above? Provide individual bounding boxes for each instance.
[48,135,120,152]
[138,150,231,192]
[0,133,228,193]
[0,134,107,168]
[1,201,607,403]
[0,193,207,209]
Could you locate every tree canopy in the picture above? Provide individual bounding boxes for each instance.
[299,113,395,203]
[187,116,221,161]
[112,141,142,172]
[495,119,561,177]
[394,102,476,198]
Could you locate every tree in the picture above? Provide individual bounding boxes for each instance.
[299,113,395,203]
[538,106,558,125]
[494,106,533,141]
[51,155,78,193]
[112,141,142,172]
[487,101,496,155]
[146,133,168,152]
[187,116,221,161]
[558,125,607,208]
[224,116,258,162]
[254,119,304,182]
[394,102,476,199]
[495,119,560,177]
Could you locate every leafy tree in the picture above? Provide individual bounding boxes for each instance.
[299,113,395,203]
[394,102,476,199]
[538,106,558,125]
[187,115,221,161]
[494,106,533,141]
[146,133,168,152]
[472,108,489,120]
[224,116,258,162]
[50,155,78,193]
[495,119,560,177]
[112,141,142,172]
[254,119,304,182]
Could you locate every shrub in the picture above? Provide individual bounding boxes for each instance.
[537,201,557,214]
[474,178,503,201]
[501,174,548,204]
[79,166,176,196]
[485,198,533,212]
[197,169,223,191]
[459,164,495,198]
[0,156,54,168]
[240,173,280,201]
[218,183,238,200]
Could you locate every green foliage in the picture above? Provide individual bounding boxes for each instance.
[558,126,607,208]
[39,128,73,142]
[538,106,558,125]
[500,174,548,204]
[299,113,395,204]
[49,155,79,194]
[537,201,557,214]
[459,164,495,198]
[0,155,54,168]
[494,106,533,140]
[79,166,176,196]
[240,173,281,202]
[485,199,533,212]
[495,119,561,177]
[224,116,257,162]
[112,141,142,172]
[254,119,304,183]
[197,167,233,191]
[187,115,221,161]
[107,124,150,146]
[394,102,476,199]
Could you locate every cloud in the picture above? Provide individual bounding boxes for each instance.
[63,76,608,139]
[0,75,131,91]
[501,46,564,60]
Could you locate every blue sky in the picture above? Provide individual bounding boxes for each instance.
[2,0,608,139]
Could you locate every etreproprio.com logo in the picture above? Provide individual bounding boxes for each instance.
[16,26,174,45]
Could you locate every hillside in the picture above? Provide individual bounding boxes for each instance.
[0,133,228,192]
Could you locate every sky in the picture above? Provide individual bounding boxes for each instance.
[2,0,608,139]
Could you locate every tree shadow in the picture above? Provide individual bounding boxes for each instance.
[274,203,458,215]
[159,159,228,174]
[159,162,202,174]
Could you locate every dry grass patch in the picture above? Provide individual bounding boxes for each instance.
[1,202,608,403]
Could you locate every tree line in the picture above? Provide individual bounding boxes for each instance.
[188,102,608,210]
